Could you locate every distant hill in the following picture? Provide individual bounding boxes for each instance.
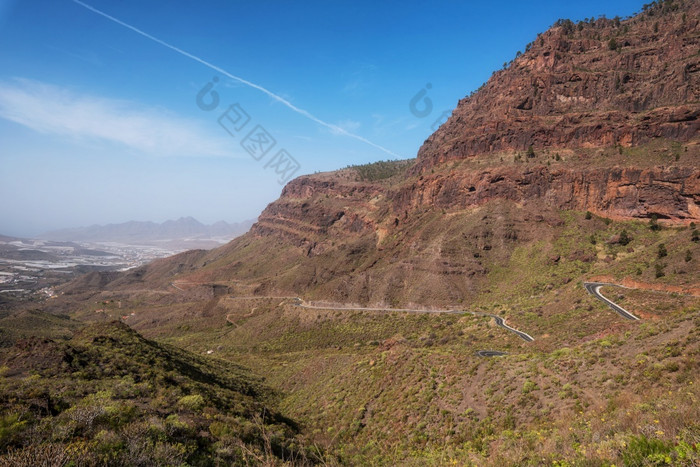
[39,217,255,244]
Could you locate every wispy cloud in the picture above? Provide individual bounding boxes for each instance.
[405,122,420,131]
[0,78,235,157]
[370,113,414,137]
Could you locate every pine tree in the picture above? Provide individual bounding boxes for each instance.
[657,243,667,258]
[655,263,665,278]
[649,215,661,231]
[619,230,631,246]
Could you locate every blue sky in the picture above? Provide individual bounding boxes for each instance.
[0,0,644,236]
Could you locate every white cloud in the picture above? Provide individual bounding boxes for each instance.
[0,78,237,157]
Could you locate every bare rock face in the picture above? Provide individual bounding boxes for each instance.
[251,164,699,255]
[413,1,700,172]
[392,166,700,222]
[251,175,383,248]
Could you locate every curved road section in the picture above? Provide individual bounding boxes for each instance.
[583,282,639,321]
[470,312,535,342]
[292,298,534,343]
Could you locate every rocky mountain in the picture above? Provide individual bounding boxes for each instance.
[248,0,699,251]
[40,217,255,244]
[65,1,699,306]
[414,0,699,171]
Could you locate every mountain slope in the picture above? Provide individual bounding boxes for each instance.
[27,2,700,465]
[0,321,318,465]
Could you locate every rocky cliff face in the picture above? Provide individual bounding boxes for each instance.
[245,164,699,264]
[414,1,700,172]
[245,1,700,261]
[250,174,384,252]
[393,165,700,222]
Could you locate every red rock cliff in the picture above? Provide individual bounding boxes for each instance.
[414,1,700,172]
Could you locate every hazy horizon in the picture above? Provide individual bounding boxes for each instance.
[1,215,258,238]
[1,0,644,237]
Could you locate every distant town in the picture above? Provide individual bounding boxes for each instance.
[0,236,184,301]
[0,217,254,303]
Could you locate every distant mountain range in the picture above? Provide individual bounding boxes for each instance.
[39,217,255,244]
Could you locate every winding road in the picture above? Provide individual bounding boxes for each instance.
[583,282,639,320]
[208,281,644,356]
[291,298,535,342]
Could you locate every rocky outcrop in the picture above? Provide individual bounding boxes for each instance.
[250,164,699,250]
[251,176,383,248]
[393,165,700,222]
[414,1,700,172]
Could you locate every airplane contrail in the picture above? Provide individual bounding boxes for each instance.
[71,0,400,158]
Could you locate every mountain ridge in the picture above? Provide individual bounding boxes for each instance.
[39,217,255,243]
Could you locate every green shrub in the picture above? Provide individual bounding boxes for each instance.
[621,435,672,466]
[0,413,27,448]
[655,263,665,278]
[649,215,661,231]
[178,394,205,411]
[619,229,631,246]
[522,380,538,394]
